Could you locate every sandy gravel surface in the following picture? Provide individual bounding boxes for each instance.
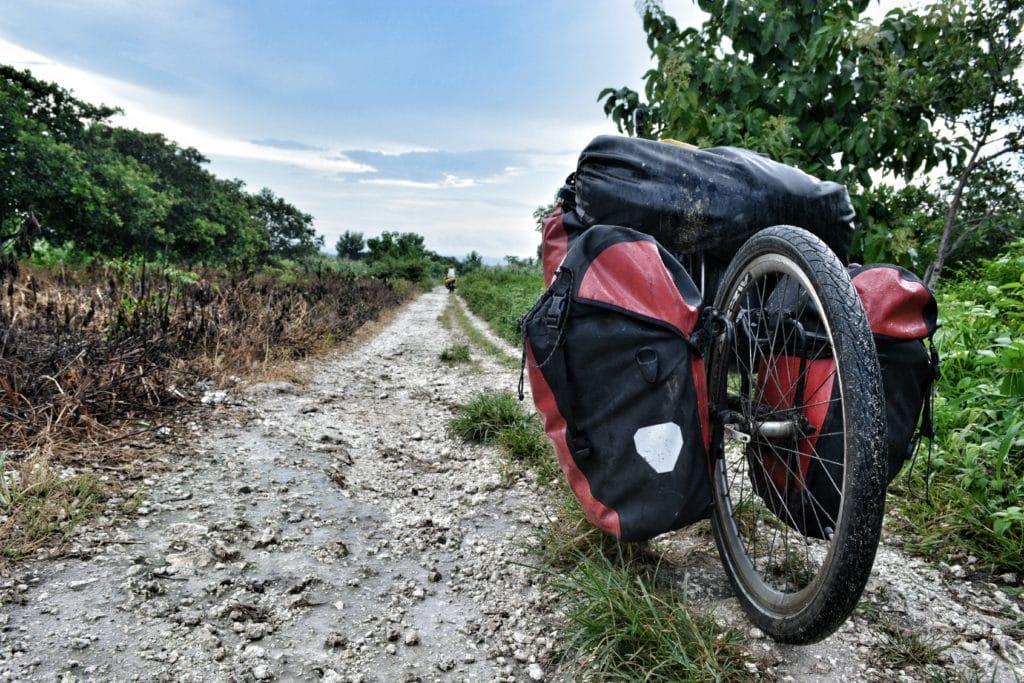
[1,287,1021,682]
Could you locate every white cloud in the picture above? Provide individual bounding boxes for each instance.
[0,37,375,174]
[359,175,477,190]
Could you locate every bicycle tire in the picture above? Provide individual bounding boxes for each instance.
[706,225,887,644]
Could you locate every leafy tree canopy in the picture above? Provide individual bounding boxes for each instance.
[1,64,324,267]
[335,230,366,260]
[600,0,1024,281]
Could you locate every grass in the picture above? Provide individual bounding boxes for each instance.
[887,238,1024,575]
[0,450,108,566]
[876,621,950,670]
[857,591,951,676]
[439,343,471,365]
[448,297,520,369]
[448,391,530,444]
[448,390,560,485]
[457,266,545,346]
[549,548,755,682]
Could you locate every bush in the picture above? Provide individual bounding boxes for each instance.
[892,238,1024,573]
[458,266,544,345]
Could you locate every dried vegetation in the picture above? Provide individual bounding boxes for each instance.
[0,259,407,563]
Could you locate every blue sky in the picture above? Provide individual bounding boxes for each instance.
[0,0,705,260]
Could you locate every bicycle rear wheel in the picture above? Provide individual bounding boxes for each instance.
[706,225,886,644]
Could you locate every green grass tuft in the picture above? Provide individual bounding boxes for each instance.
[448,391,528,444]
[0,452,108,566]
[550,548,755,682]
[439,343,471,364]
[448,391,559,485]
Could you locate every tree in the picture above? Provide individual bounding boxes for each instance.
[0,65,114,241]
[365,231,444,282]
[600,0,1024,279]
[2,65,323,267]
[251,188,322,262]
[366,231,427,261]
[915,0,1024,285]
[460,250,484,274]
[335,230,365,260]
[601,1,952,187]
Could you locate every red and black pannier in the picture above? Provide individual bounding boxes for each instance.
[746,264,939,538]
[850,264,940,481]
[539,177,586,287]
[522,224,712,541]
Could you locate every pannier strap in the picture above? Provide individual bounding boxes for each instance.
[904,337,942,505]
[518,270,575,401]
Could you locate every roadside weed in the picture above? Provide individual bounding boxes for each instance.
[448,391,528,444]
[550,548,755,681]
[876,621,951,670]
[439,343,471,365]
[457,267,544,346]
[0,451,107,566]
[448,391,557,485]
[445,298,518,369]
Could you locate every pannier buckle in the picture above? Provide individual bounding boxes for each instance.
[543,293,568,329]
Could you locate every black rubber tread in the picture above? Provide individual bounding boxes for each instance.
[707,225,887,644]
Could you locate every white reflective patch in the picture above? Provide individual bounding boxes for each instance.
[633,422,684,474]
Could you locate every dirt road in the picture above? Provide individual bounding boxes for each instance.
[1,288,1021,682]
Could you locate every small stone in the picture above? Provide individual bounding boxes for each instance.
[1000,573,1018,585]
[527,663,545,681]
[252,664,272,680]
[403,629,420,646]
[69,637,90,650]
[254,528,279,549]
[437,657,456,672]
[749,627,765,639]
[245,623,268,640]
[325,632,349,649]
[212,544,240,560]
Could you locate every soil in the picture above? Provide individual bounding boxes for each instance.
[1,287,1022,682]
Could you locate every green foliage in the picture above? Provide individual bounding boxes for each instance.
[364,231,446,285]
[604,0,1024,282]
[1,64,321,267]
[604,1,949,186]
[28,239,94,267]
[335,230,365,260]
[251,188,322,262]
[439,343,471,365]
[892,239,1024,572]
[458,266,545,346]
[549,550,754,681]
[459,250,484,275]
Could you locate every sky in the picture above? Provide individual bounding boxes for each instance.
[0,0,707,261]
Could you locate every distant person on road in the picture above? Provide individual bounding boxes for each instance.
[444,266,457,293]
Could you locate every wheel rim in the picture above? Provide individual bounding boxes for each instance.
[710,252,848,617]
